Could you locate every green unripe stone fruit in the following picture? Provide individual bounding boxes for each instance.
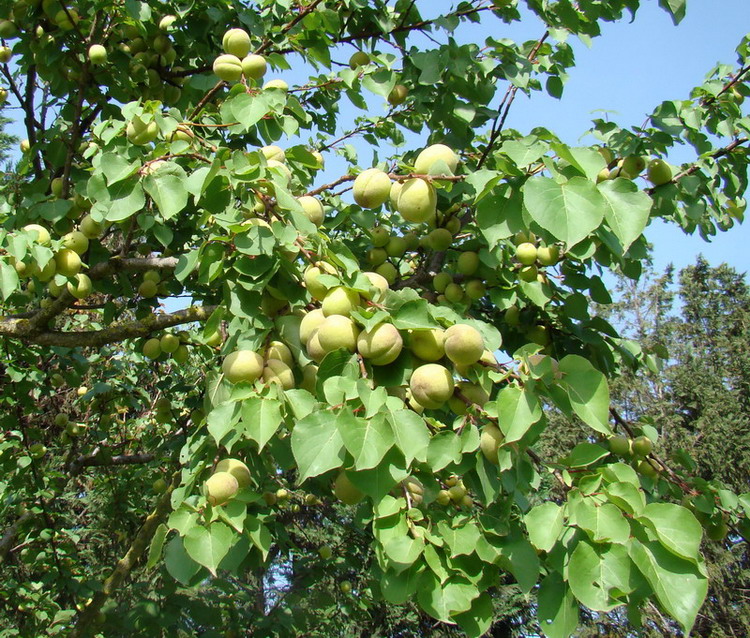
[334,471,364,505]
[409,328,445,362]
[222,28,251,58]
[527,325,550,347]
[0,46,11,63]
[647,158,672,185]
[215,458,252,488]
[362,271,389,303]
[306,330,326,362]
[55,249,82,277]
[88,44,107,65]
[263,359,295,389]
[54,413,69,427]
[465,280,486,300]
[160,333,180,354]
[263,79,289,91]
[436,489,451,505]
[0,20,17,38]
[322,286,360,317]
[397,178,437,223]
[456,251,479,276]
[357,323,403,365]
[138,280,158,298]
[637,458,660,479]
[205,472,239,506]
[367,248,387,266]
[385,236,407,258]
[340,581,352,594]
[536,245,560,266]
[448,484,466,502]
[127,117,158,145]
[20,139,30,153]
[266,341,294,367]
[370,226,390,247]
[389,181,402,210]
[29,443,46,459]
[242,54,267,80]
[300,308,326,345]
[632,435,653,457]
[388,84,408,106]
[608,435,631,456]
[618,155,646,179]
[63,231,89,255]
[142,338,162,360]
[444,324,484,366]
[213,54,243,83]
[304,262,337,301]
[432,272,452,293]
[222,350,264,384]
[153,478,168,493]
[173,345,189,364]
[143,270,161,284]
[24,224,51,245]
[516,242,538,266]
[480,424,504,464]
[80,215,103,239]
[318,545,333,559]
[512,230,536,246]
[414,144,459,175]
[444,282,464,303]
[317,315,360,353]
[426,228,453,251]
[409,363,454,409]
[261,145,285,162]
[353,168,392,208]
[706,519,728,541]
[67,274,92,300]
[348,51,370,69]
[518,265,538,282]
[50,177,64,198]
[375,262,398,284]
[297,195,324,227]
[66,422,82,437]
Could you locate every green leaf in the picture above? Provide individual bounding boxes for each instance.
[525,502,564,552]
[605,481,646,516]
[558,355,612,435]
[568,541,619,611]
[565,442,609,467]
[598,179,653,252]
[658,0,686,24]
[339,411,394,470]
[639,503,702,561]
[0,261,19,300]
[183,522,234,576]
[207,401,241,446]
[246,517,272,560]
[241,396,282,451]
[101,178,146,222]
[175,248,201,283]
[291,411,345,483]
[384,535,424,569]
[437,521,481,558]
[454,593,494,638]
[426,430,463,471]
[388,409,430,466]
[522,176,605,246]
[164,536,202,586]
[144,170,189,220]
[417,573,477,622]
[551,144,606,181]
[496,384,542,442]
[537,572,579,638]
[380,563,423,604]
[629,538,707,634]
[499,534,539,592]
[392,299,439,330]
[573,499,630,544]
[146,523,168,570]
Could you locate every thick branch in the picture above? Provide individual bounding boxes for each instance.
[70,453,156,474]
[0,510,33,563]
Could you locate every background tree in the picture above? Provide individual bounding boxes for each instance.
[0,1,748,637]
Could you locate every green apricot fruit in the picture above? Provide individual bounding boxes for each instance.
[456,251,479,275]
[29,443,46,459]
[637,458,660,479]
[527,325,550,347]
[66,422,82,437]
[318,545,333,560]
[67,274,92,299]
[265,341,294,367]
[618,155,646,179]
[153,478,168,493]
[706,519,728,541]
[300,308,326,344]
[322,286,360,317]
[632,435,653,457]
[516,242,537,265]
[159,333,180,354]
[480,423,504,464]
[0,46,11,63]
[536,245,560,266]
[370,226,390,247]
[55,249,82,277]
[385,236,407,258]
[304,262,337,301]
[240,54,266,81]
[444,324,484,366]
[126,116,158,145]
[348,50,370,69]
[306,330,326,362]
[448,483,466,502]
[297,195,324,227]
[24,223,51,245]
[263,79,289,91]
[368,248,388,266]
[215,458,252,488]
[389,181,402,209]
[334,471,364,505]
[512,230,536,246]
[432,272,452,293]
[317,315,360,353]
[436,490,451,505]
[375,261,398,284]
[261,145,285,162]
[88,44,107,65]
[362,271,389,303]
[205,471,239,506]
[50,177,64,198]
[173,345,189,364]
[465,280,486,300]
[20,139,30,153]
[138,279,159,298]
[0,88,7,104]
[222,350,264,384]
[449,381,489,415]
[357,323,403,365]
[397,178,437,223]
[62,231,89,255]
[213,54,243,83]
[0,20,17,38]
[426,228,453,251]
[80,215,103,239]
[54,413,69,427]
[647,158,672,185]
[142,338,162,360]
[222,28,251,58]
[263,359,295,389]
[608,435,631,456]
[340,581,352,594]
[353,168,392,208]
[388,84,408,106]
[414,144,459,175]
[409,363,454,409]
[409,328,445,361]
[518,265,538,283]
[444,282,464,303]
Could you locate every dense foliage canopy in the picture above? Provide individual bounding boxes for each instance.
[0,0,748,636]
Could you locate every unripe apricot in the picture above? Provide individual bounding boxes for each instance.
[536,245,560,266]
[318,315,360,353]
[67,274,92,300]
[637,458,660,479]
[348,51,370,68]
[242,54,267,79]
[480,424,504,464]
[353,168,392,208]
[160,333,180,354]
[512,230,536,246]
[205,472,239,506]
[516,242,537,265]
[222,28,251,58]
[0,46,11,63]
[322,286,360,317]
[618,155,646,179]
[608,435,631,456]
[426,228,452,251]
[88,44,107,65]
[55,249,82,277]
[375,262,398,284]
[414,144,459,175]
[80,215,103,239]
[300,309,326,345]
[24,224,51,245]
[388,84,409,106]
[266,341,294,367]
[444,324,484,366]
[142,338,162,360]
[362,271,389,302]
[370,226,390,247]
[297,195,324,226]
[632,435,653,457]
[389,181,402,209]
[304,262,337,301]
[300,364,318,392]
[385,236,407,258]
[222,350,264,384]
[456,251,479,275]
[306,330,326,362]
[263,79,289,91]
[357,323,403,365]
[397,178,436,223]
[213,54,243,83]
[409,328,445,361]
[449,381,489,415]
[368,248,388,266]
[444,282,464,303]
[263,359,295,389]
[409,363,454,409]
[527,325,550,347]
[433,272,452,293]
[448,484,466,502]
[647,158,672,185]
[518,265,538,282]
[465,280,486,300]
[127,116,158,145]
[62,231,89,255]
[334,471,364,505]
[138,280,158,298]
[261,145,285,162]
